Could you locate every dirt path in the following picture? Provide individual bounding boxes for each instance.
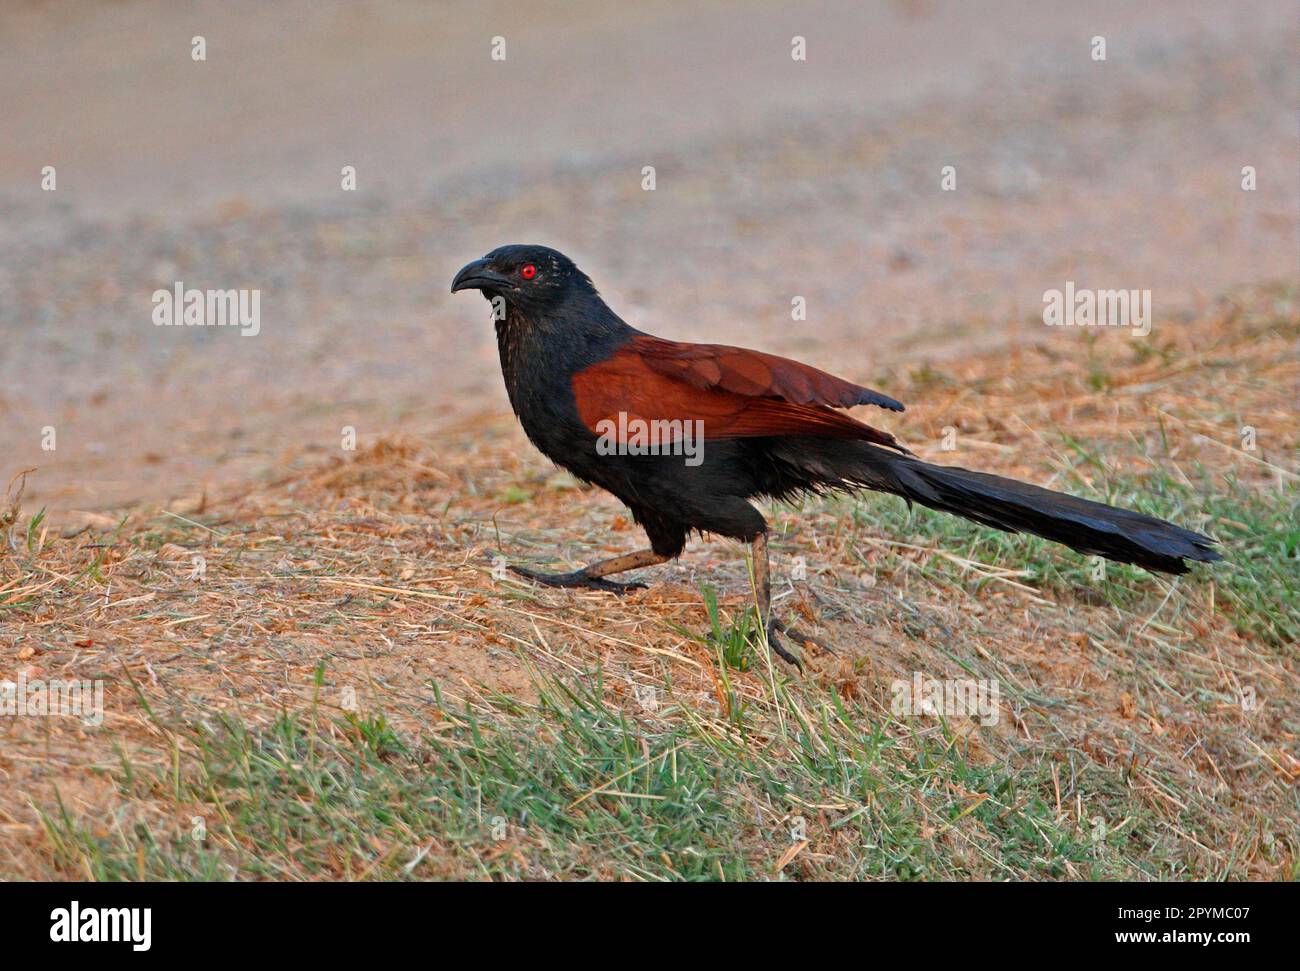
[2,0,1296,521]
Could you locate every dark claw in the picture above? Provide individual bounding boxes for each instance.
[779,622,836,657]
[764,616,803,670]
[509,565,647,594]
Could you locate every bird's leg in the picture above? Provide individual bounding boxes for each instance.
[510,548,666,594]
[751,532,803,669]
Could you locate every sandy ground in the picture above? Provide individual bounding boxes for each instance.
[1,0,1296,520]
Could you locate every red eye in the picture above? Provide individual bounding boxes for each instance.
[520,263,537,280]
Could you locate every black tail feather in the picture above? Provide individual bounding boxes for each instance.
[764,440,1223,575]
[879,455,1220,574]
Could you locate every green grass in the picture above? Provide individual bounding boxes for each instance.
[40,660,1212,881]
[700,584,757,672]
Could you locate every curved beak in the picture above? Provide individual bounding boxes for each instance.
[451,257,509,294]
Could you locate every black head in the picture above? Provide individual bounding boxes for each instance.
[451,244,597,314]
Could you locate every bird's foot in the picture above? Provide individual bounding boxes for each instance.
[509,565,647,594]
[777,620,837,658]
[762,616,804,670]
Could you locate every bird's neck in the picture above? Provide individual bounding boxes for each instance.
[495,298,632,420]
[494,311,528,394]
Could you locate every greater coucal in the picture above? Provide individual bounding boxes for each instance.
[452,244,1220,665]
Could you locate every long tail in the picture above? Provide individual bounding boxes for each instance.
[773,441,1222,574]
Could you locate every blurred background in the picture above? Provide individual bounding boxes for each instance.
[2,0,1295,520]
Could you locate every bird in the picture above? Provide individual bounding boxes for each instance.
[451,244,1221,666]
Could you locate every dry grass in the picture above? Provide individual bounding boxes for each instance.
[2,293,1297,880]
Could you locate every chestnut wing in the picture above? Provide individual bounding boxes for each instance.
[631,334,904,412]
[571,340,907,452]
